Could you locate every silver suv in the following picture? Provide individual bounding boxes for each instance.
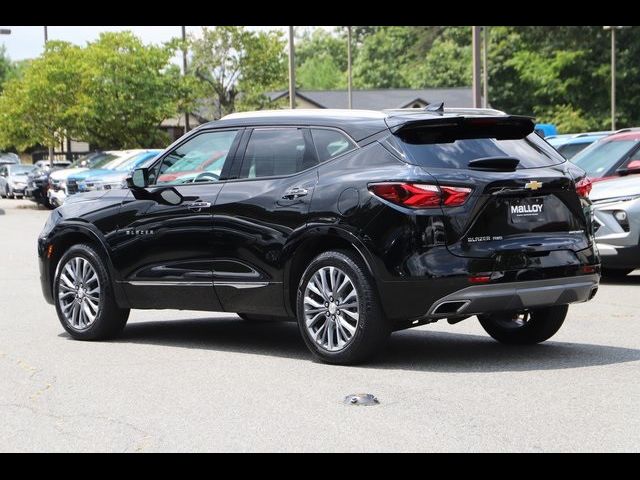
[591,175,640,277]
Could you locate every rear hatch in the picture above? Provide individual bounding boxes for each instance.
[386,115,590,259]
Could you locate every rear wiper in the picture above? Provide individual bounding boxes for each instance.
[467,156,520,171]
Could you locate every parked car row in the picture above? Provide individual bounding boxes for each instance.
[19,150,162,209]
[546,128,640,277]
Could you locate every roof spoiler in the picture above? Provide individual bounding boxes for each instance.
[390,115,535,141]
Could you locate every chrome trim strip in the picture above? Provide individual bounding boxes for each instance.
[125,280,269,289]
[214,282,268,289]
[127,281,214,287]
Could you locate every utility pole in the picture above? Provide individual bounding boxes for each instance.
[44,26,54,168]
[471,26,481,108]
[288,26,296,109]
[482,26,489,108]
[181,26,190,134]
[603,26,628,130]
[347,26,353,109]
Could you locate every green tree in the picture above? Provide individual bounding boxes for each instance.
[79,31,188,149]
[352,26,418,88]
[298,55,346,90]
[235,30,288,112]
[0,45,16,92]
[297,29,348,72]
[0,41,84,152]
[189,26,287,118]
[405,38,471,88]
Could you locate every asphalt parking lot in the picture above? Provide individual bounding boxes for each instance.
[0,197,639,452]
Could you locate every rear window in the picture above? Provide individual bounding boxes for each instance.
[390,129,565,170]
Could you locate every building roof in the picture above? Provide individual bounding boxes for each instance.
[267,88,476,110]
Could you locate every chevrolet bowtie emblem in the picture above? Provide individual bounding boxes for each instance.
[525,180,543,190]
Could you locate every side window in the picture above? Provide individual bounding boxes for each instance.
[310,128,357,162]
[239,128,317,179]
[152,130,239,186]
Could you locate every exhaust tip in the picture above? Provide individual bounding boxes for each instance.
[433,300,470,315]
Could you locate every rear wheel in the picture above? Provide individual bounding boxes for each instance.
[54,244,130,340]
[296,250,390,365]
[478,305,568,345]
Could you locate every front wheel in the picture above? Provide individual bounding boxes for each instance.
[54,243,130,340]
[297,250,390,365]
[478,305,568,345]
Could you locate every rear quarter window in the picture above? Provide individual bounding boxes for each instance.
[390,131,566,170]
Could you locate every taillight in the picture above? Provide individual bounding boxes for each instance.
[576,177,592,198]
[369,182,472,208]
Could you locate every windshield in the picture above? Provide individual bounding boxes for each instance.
[10,165,33,175]
[89,153,128,170]
[571,140,638,177]
[557,142,591,159]
[113,151,159,172]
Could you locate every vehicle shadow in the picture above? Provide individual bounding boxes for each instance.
[64,316,640,373]
[600,273,640,286]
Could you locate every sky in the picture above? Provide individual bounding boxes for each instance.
[0,26,303,61]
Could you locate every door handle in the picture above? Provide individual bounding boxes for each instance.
[186,201,212,211]
[282,187,309,200]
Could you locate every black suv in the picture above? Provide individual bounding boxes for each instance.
[38,108,600,364]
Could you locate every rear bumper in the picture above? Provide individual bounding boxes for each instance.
[427,274,599,318]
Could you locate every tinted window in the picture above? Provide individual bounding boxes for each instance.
[239,128,316,179]
[571,139,638,177]
[392,131,565,170]
[154,130,239,185]
[311,128,356,162]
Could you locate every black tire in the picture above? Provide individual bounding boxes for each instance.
[296,250,390,365]
[53,243,130,340]
[478,305,568,345]
[237,313,286,322]
[6,187,14,199]
[602,268,634,278]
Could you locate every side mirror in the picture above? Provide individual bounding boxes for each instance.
[617,160,640,176]
[126,167,150,189]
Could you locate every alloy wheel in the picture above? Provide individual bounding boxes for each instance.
[303,266,359,352]
[57,256,101,330]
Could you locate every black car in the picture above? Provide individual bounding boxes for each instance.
[37,108,600,364]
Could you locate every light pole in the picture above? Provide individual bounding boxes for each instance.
[181,26,190,134]
[482,26,489,108]
[603,26,628,130]
[347,26,353,109]
[43,26,55,168]
[471,26,481,108]
[288,26,296,109]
